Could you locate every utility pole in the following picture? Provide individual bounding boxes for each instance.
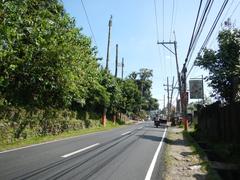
[102,15,112,127]
[105,15,112,70]
[163,94,165,110]
[181,64,188,130]
[202,75,205,104]
[164,77,170,121]
[170,76,175,111]
[115,44,118,77]
[167,77,170,120]
[158,40,184,124]
[121,58,124,79]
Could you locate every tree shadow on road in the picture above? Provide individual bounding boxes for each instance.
[138,135,162,142]
[163,137,187,146]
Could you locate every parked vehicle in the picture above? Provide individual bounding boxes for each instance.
[153,115,167,128]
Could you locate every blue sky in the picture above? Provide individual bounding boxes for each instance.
[61,0,240,108]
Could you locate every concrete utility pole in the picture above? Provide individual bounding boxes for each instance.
[181,64,188,131]
[105,15,112,70]
[102,15,112,127]
[115,44,118,77]
[121,58,124,79]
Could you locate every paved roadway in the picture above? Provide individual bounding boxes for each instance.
[0,121,167,180]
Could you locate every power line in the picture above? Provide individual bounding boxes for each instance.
[230,0,240,18]
[187,0,229,78]
[169,0,175,41]
[154,0,160,41]
[199,0,229,55]
[162,0,165,40]
[80,0,97,47]
[186,0,214,67]
[185,0,203,64]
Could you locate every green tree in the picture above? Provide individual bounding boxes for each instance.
[121,79,141,114]
[128,68,158,111]
[0,0,99,108]
[196,29,240,103]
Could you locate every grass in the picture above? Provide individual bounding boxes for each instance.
[0,121,124,152]
[183,129,221,180]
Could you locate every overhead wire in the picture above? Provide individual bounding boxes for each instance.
[187,0,230,78]
[185,0,203,64]
[230,0,240,18]
[169,0,175,41]
[185,0,214,67]
[162,0,165,41]
[154,0,160,41]
[80,0,98,47]
[208,0,235,48]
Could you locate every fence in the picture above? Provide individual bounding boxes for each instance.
[197,101,240,143]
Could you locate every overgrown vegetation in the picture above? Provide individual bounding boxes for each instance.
[196,28,240,104]
[183,130,221,180]
[0,0,159,145]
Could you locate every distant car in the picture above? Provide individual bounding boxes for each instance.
[153,116,167,128]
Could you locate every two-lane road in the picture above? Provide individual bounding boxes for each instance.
[0,121,167,180]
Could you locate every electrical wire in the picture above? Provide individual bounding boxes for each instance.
[186,0,214,67]
[199,0,229,55]
[154,0,160,41]
[80,0,98,47]
[187,0,229,78]
[230,0,240,18]
[169,0,175,41]
[162,0,165,41]
[185,0,203,64]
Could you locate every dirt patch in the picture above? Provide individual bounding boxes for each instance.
[164,127,207,180]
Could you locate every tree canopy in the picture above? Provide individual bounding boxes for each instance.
[196,29,240,103]
[0,0,159,120]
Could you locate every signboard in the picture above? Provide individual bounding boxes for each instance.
[189,80,203,99]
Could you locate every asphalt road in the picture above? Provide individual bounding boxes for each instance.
[0,121,167,180]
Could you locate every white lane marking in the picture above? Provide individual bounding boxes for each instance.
[137,127,143,130]
[145,128,167,180]
[0,129,113,154]
[121,131,132,136]
[61,143,100,158]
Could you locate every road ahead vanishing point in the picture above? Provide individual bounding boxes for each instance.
[0,121,167,180]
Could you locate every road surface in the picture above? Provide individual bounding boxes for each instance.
[0,121,167,180]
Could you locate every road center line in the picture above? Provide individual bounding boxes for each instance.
[61,143,100,158]
[121,131,132,136]
[144,128,167,180]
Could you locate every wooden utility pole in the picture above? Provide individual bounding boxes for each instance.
[158,40,185,125]
[121,58,124,79]
[170,76,175,111]
[105,15,112,70]
[115,44,118,77]
[163,94,165,110]
[164,77,170,121]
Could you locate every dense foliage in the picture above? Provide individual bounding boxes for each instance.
[0,0,159,143]
[196,29,240,103]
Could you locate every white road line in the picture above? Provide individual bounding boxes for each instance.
[121,131,132,136]
[137,127,143,130]
[0,130,110,154]
[61,143,100,158]
[145,128,167,180]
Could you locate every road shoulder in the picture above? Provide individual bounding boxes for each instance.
[163,127,208,180]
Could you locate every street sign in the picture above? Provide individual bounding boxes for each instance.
[189,80,203,99]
